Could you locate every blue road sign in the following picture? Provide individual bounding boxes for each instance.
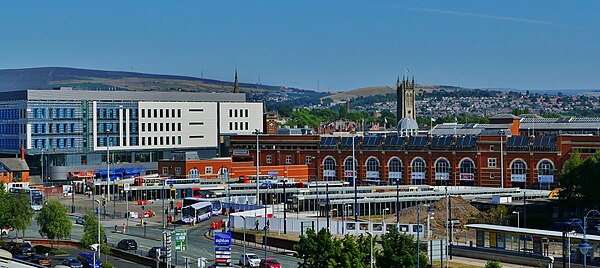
[214,232,232,246]
[267,171,279,176]
[215,247,231,252]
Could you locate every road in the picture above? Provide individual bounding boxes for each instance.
[17,197,300,267]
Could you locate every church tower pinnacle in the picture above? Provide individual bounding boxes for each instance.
[233,69,239,93]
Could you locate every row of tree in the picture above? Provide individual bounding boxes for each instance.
[293,226,428,268]
[0,182,34,239]
[559,151,600,207]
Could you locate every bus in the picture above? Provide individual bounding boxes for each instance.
[238,175,277,184]
[181,202,213,224]
[182,197,223,216]
[9,188,43,211]
[133,174,163,186]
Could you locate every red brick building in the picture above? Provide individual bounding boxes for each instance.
[229,133,600,188]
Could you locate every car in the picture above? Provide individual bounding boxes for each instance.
[13,242,36,256]
[1,228,10,235]
[13,254,31,261]
[142,210,156,218]
[77,252,102,268]
[75,217,86,225]
[62,257,84,268]
[117,239,138,250]
[239,253,261,267]
[260,258,281,268]
[148,246,166,260]
[30,255,52,267]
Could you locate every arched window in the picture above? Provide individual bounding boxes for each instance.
[411,158,426,185]
[323,157,337,181]
[538,160,555,184]
[459,158,475,181]
[188,168,200,179]
[435,158,450,181]
[388,157,403,184]
[366,157,380,179]
[344,157,358,182]
[218,167,229,178]
[510,159,527,182]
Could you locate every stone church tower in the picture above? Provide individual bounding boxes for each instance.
[396,76,417,121]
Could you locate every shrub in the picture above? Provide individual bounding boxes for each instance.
[101,261,114,268]
[485,260,502,268]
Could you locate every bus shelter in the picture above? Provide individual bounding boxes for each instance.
[466,224,600,264]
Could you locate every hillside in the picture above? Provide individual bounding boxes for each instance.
[0,67,281,93]
[325,84,464,103]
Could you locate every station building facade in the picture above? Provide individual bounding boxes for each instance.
[230,116,600,189]
[0,88,263,180]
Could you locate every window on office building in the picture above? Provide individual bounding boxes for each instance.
[488,158,497,168]
[266,155,272,164]
[178,123,181,131]
[245,122,249,130]
[490,145,495,152]
[166,137,170,145]
[166,123,170,132]
[286,155,292,164]
[229,122,233,130]
[154,137,158,145]
[175,167,181,176]
[205,166,213,174]
[142,137,145,146]
[154,123,158,132]
[172,123,176,131]
[160,137,164,145]
[172,136,175,144]
[165,109,169,118]
[162,167,168,175]
[160,123,164,132]
[141,109,145,118]
[178,136,181,144]
[229,109,232,117]
[160,109,163,118]
[245,109,249,117]
[177,109,181,118]
[305,156,313,165]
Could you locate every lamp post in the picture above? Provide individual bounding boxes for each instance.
[366,231,374,268]
[513,211,520,228]
[125,189,129,230]
[95,199,101,263]
[427,205,434,240]
[382,208,389,224]
[396,177,400,224]
[580,209,600,268]
[352,133,358,222]
[240,215,247,259]
[254,129,261,206]
[567,230,575,268]
[499,130,504,189]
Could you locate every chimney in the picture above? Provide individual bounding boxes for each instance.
[20,145,24,160]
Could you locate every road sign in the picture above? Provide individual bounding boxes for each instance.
[267,171,279,176]
[175,229,187,252]
[214,232,232,246]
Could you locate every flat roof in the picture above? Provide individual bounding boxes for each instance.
[1,89,247,102]
[466,224,600,243]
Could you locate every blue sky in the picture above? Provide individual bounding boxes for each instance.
[0,0,598,92]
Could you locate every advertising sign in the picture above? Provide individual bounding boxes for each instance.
[459,173,475,181]
[214,232,232,246]
[232,149,249,156]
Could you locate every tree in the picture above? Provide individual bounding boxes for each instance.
[36,200,72,247]
[294,228,341,268]
[0,182,12,239]
[559,150,600,210]
[376,226,428,268]
[338,235,372,268]
[11,192,33,239]
[80,211,110,254]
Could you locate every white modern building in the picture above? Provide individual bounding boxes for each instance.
[0,88,263,180]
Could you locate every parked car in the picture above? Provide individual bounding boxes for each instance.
[30,255,52,266]
[62,257,84,268]
[75,217,86,225]
[142,210,156,218]
[12,254,31,261]
[0,228,11,235]
[260,258,281,268]
[77,252,102,268]
[13,242,36,256]
[148,246,166,260]
[239,253,261,267]
[117,239,138,250]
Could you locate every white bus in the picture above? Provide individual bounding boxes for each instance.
[9,187,43,211]
[182,197,223,216]
[181,202,213,224]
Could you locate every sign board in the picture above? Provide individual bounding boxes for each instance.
[366,171,380,178]
[435,172,449,181]
[538,175,554,183]
[511,174,526,182]
[411,172,425,180]
[232,149,249,156]
[175,229,187,252]
[459,173,475,181]
[323,170,336,177]
[267,171,279,176]
[214,232,232,266]
[343,171,356,177]
[388,172,402,179]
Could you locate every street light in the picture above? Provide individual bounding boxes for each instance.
[580,209,600,268]
[366,231,374,268]
[240,215,247,259]
[499,129,505,189]
[427,206,434,241]
[566,230,576,268]
[352,132,358,222]
[512,211,520,228]
[382,208,389,224]
[95,199,101,264]
[253,129,261,206]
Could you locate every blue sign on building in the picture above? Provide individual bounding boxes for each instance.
[214,232,232,246]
